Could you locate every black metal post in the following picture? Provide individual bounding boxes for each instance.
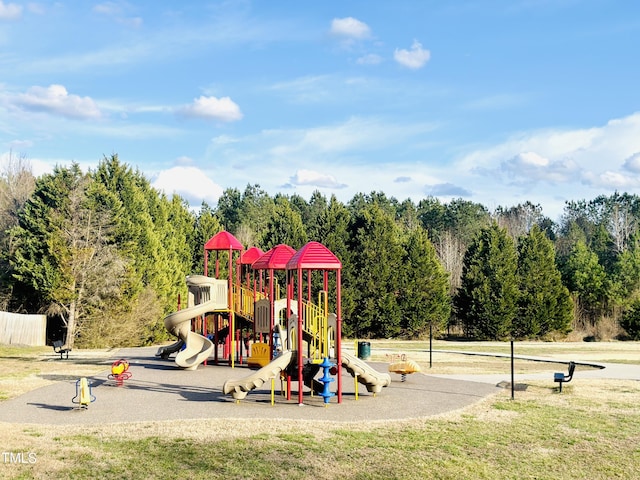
[429,324,433,368]
[510,338,515,400]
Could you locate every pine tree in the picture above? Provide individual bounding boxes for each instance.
[347,202,404,338]
[315,195,353,326]
[516,225,573,338]
[399,226,451,338]
[562,241,609,322]
[261,196,307,250]
[454,223,519,340]
[0,154,35,309]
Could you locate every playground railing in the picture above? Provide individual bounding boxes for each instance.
[299,296,331,360]
[233,285,267,320]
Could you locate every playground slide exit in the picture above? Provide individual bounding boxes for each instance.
[222,350,294,400]
[341,351,391,393]
[161,301,216,370]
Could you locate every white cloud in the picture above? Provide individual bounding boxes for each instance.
[425,182,472,197]
[152,166,223,205]
[93,2,120,15]
[0,1,21,20]
[453,112,640,218]
[266,116,438,159]
[203,117,444,206]
[501,152,579,184]
[356,53,383,66]
[27,3,45,15]
[7,139,33,150]
[268,75,333,103]
[93,2,142,28]
[286,169,347,189]
[178,96,243,122]
[330,17,371,39]
[515,151,549,167]
[394,40,431,69]
[590,171,640,188]
[623,152,640,173]
[11,84,101,119]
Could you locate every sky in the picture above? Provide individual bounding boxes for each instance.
[1,0,640,222]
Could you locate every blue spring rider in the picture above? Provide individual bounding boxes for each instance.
[318,357,335,405]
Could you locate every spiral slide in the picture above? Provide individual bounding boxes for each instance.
[158,301,216,370]
[341,351,391,393]
[222,350,294,400]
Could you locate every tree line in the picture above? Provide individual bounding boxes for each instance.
[1,154,639,347]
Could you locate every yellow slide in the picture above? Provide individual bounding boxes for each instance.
[160,300,216,370]
[222,350,293,400]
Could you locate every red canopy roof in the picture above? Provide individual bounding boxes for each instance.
[252,244,296,270]
[238,246,265,265]
[286,241,341,270]
[204,231,243,251]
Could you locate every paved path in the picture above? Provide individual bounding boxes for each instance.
[1,347,501,426]
[3,348,636,426]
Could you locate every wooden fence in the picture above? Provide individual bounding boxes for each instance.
[0,311,47,346]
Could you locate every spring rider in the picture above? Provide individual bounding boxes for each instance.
[108,359,132,386]
[72,377,96,409]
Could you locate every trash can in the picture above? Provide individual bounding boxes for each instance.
[357,341,371,360]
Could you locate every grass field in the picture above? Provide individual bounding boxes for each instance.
[1,341,639,479]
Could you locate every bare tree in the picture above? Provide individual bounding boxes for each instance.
[435,230,466,295]
[608,202,636,254]
[55,176,128,348]
[494,202,544,241]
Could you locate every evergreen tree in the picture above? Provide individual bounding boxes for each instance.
[89,155,197,343]
[454,223,519,340]
[216,187,242,232]
[0,154,35,309]
[399,226,451,338]
[261,196,307,249]
[193,202,223,273]
[610,241,640,308]
[300,190,328,242]
[444,198,491,245]
[417,196,447,241]
[562,240,609,322]
[235,184,274,246]
[515,225,573,338]
[315,195,353,327]
[621,299,640,340]
[347,202,404,338]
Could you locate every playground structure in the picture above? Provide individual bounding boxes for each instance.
[159,230,391,405]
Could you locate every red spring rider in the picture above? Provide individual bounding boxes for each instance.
[108,359,132,386]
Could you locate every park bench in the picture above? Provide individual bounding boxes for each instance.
[554,361,575,393]
[52,340,71,360]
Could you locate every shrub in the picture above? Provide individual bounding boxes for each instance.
[621,300,640,340]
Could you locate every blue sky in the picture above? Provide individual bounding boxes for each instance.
[1,1,640,221]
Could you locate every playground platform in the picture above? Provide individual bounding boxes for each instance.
[0,347,501,426]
